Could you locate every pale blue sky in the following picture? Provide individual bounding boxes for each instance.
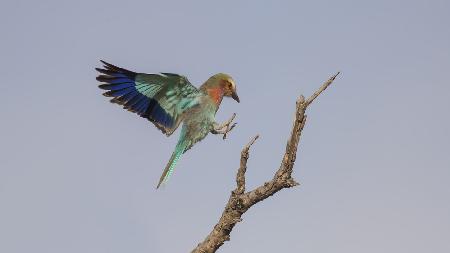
[1,0,449,252]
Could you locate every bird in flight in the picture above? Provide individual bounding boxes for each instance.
[95,60,239,188]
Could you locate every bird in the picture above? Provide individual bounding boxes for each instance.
[95,60,240,189]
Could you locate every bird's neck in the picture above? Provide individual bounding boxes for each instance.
[203,86,224,107]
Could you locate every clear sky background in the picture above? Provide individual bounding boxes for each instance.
[1,0,449,252]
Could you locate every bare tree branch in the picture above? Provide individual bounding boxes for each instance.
[236,135,259,195]
[306,72,340,106]
[191,73,340,253]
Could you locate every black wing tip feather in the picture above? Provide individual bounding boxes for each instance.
[95,60,137,84]
[99,60,115,69]
[98,60,136,75]
[96,75,115,82]
[101,90,115,97]
[95,67,116,76]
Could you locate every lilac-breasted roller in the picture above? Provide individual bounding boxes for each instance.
[95,61,239,188]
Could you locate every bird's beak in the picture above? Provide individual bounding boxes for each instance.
[231,91,240,103]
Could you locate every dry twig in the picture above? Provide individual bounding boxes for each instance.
[191,72,340,253]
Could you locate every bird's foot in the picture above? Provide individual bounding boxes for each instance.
[213,113,237,140]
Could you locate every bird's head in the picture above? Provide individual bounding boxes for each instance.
[206,73,240,103]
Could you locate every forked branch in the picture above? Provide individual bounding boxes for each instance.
[192,72,340,253]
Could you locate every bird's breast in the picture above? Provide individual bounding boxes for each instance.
[181,102,216,149]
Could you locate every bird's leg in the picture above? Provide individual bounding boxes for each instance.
[211,113,237,140]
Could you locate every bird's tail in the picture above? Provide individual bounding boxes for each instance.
[156,143,186,189]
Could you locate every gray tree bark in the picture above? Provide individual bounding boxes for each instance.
[191,73,340,253]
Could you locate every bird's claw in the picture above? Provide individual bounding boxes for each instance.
[213,113,237,140]
[222,122,237,140]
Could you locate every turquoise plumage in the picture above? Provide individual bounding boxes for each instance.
[95,60,240,188]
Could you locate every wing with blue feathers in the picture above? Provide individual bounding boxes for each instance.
[96,60,201,135]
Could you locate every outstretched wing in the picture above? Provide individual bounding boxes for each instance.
[96,60,200,136]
